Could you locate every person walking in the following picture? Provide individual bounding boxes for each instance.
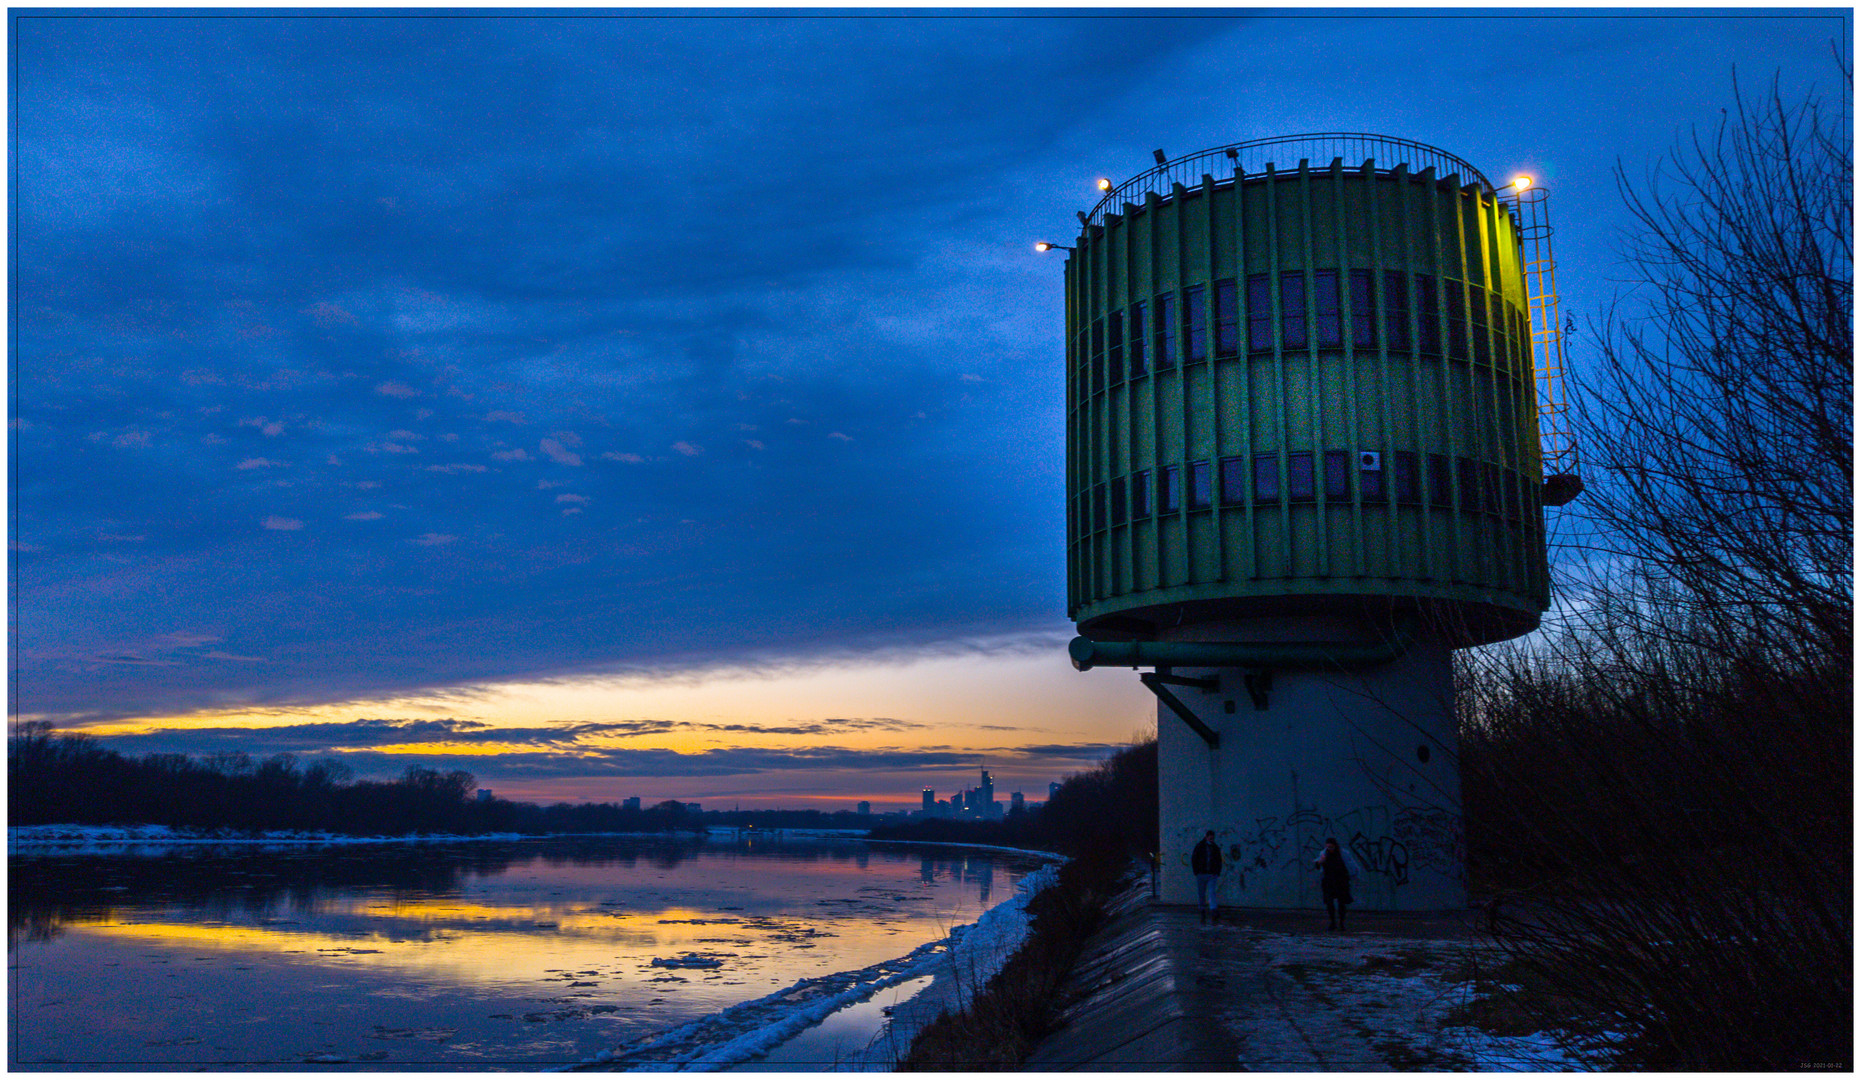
[1314,837,1356,930]
[1191,830,1223,925]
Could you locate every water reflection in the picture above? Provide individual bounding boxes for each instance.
[9,837,1041,1069]
[911,853,993,902]
[11,838,1014,949]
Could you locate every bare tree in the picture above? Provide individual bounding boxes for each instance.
[1572,53,1852,671]
[1459,52,1853,1070]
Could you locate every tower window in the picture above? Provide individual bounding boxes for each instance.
[1470,287,1490,365]
[1324,450,1351,502]
[1427,452,1452,508]
[1458,457,1482,513]
[1246,274,1273,351]
[1480,461,1502,518]
[1384,270,1411,351]
[1288,452,1315,501]
[1444,280,1469,360]
[1214,279,1239,356]
[1280,271,1308,349]
[1128,301,1148,377]
[1349,269,1375,349]
[1160,464,1181,513]
[1093,483,1107,531]
[1490,294,1507,369]
[1091,318,1106,392]
[1188,460,1211,509]
[1108,310,1125,383]
[1219,455,1246,505]
[1131,468,1152,518]
[1393,451,1421,504]
[1416,275,1440,354]
[1155,293,1177,369]
[1313,270,1342,348]
[1110,475,1127,525]
[1361,455,1386,503]
[1253,454,1279,502]
[1184,285,1208,363]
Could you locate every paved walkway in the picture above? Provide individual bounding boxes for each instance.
[1025,891,1487,1071]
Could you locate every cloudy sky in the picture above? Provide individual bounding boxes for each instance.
[11,7,1846,808]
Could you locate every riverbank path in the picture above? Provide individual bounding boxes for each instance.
[1024,886,1494,1070]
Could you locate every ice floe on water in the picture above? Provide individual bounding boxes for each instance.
[566,863,1060,1071]
[650,954,725,970]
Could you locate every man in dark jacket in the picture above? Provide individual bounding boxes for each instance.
[1191,830,1223,925]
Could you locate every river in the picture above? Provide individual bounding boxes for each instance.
[7,831,1052,1070]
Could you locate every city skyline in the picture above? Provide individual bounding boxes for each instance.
[11,9,1845,807]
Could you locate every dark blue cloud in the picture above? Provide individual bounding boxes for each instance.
[11,11,1847,723]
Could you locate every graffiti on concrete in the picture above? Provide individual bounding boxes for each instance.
[1216,803,1463,890]
[1347,831,1410,885]
[1392,806,1464,881]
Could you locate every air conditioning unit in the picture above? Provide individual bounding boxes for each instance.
[1359,451,1382,471]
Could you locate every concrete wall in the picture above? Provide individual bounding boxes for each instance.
[1156,626,1465,912]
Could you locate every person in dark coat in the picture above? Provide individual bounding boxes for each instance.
[1191,830,1223,925]
[1314,837,1355,930]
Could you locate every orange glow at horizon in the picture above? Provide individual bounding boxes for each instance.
[41,645,1156,807]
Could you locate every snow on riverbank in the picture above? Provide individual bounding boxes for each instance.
[565,863,1061,1072]
[1217,924,1629,1070]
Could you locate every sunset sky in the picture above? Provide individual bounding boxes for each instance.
[10,8,1846,809]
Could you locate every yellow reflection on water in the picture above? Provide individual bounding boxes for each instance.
[70,892,914,992]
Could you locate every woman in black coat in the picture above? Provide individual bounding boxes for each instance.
[1315,837,1353,930]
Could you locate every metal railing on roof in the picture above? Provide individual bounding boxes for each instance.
[1084,133,1495,230]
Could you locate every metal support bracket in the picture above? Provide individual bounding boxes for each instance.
[1140,672,1219,749]
[1147,672,1220,693]
[1243,670,1274,711]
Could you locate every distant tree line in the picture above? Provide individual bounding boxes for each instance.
[9,717,1161,853]
[6,721,1079,840]
[7,722,708,837]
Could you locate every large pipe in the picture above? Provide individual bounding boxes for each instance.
[1069,615,1418,672]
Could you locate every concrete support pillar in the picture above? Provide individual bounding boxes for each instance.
[1155,621,1466,912]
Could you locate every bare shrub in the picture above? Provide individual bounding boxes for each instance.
[1461,50,1851,1070]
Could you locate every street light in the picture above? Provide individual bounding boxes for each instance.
[1035,241,1075,253]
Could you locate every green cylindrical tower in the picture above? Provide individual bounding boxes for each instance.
[1059,135,1554,913]
[1065,136,1547,647]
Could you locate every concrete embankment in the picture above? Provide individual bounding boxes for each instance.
[1022,885,1242,1070]
[1026,889,1499,1070]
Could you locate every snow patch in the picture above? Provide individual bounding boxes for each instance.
[563,863,1060,1071]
